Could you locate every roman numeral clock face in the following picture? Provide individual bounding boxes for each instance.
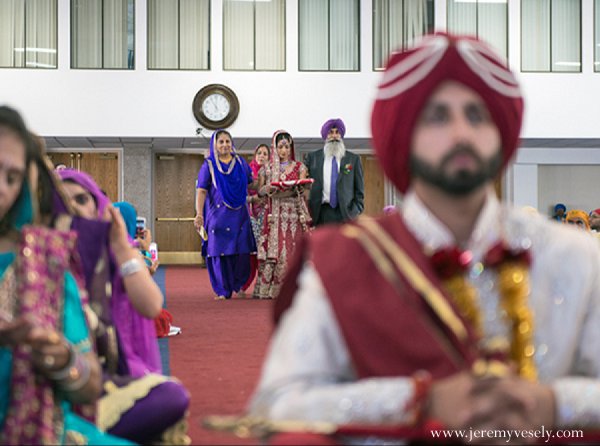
[193,84,240,130]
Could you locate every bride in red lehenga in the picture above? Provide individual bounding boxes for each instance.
[254,130,312,299]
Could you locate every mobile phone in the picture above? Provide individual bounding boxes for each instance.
[136,217,146,235]
[149,242,158,262]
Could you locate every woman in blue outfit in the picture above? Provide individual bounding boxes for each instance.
[0,106,131,445]
[194,130,256,300]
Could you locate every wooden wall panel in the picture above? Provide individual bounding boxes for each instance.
[361,155,385,217]
[47,152,74,169]
[154,154,204,253]
[79,153,119,203]
[48,151,119,203]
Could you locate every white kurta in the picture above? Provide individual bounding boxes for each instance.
[249,189,600,428]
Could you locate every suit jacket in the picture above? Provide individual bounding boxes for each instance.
[304,148,365,223]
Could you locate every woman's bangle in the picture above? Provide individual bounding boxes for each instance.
[56,353,91,392]
[119,258,144,277]
[46,342,76,381]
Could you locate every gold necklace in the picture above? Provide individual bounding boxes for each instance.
[215,155,237,175]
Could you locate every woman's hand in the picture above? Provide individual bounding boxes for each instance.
[268,185,279,196]
[0,316,32,347]
[104,206,132,257]
[136,228,152,252]
[1,318,73,378]
[194,214,204,231]
[28,326,71,374]
[149,258,160,275]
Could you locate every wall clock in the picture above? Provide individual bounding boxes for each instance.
[192,84,240,130]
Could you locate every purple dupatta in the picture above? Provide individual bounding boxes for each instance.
[206,130,249,210]
[56,169,161,377]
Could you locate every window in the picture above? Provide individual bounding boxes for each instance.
[447,0,507,60]
[71,0,134,69]
[373,0,434,70]
[299,0,359,71]
[521,0,580,72]
[0,0,57,69]
[223,0,285,71]
[148,0,209,70]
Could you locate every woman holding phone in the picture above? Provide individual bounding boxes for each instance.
[57,172,190,444]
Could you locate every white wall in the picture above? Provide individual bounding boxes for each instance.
[538,165,600,214]
[1,0,599,139]
[0,0,381,139]
[510,148,600,214]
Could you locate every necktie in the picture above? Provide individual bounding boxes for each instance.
[330,156,338,208]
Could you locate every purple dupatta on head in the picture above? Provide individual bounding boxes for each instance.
[54,169,112,288]
[206,130,249,209]
[55,169,161,377]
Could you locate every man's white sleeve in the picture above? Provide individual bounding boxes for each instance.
[248,263,415,425]
[552,243,600,428]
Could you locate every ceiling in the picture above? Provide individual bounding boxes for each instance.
[42,136,374,152]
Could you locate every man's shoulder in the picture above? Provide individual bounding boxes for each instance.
[304,148,324,160]
[344,150,361,160]
[310,214,399,254]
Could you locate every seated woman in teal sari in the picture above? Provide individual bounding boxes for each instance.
[0,106,131,445]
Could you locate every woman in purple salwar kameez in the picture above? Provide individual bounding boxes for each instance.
[194,130,256,300]
[57,169,191,445]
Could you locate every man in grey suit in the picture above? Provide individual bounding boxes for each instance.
[304,118,365,226]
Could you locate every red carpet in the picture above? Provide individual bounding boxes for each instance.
[165,266,273,445]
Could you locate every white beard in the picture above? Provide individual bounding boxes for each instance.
[324,139,346,159]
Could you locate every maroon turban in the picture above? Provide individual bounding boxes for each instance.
[321,118,346,140]
[371,33,524,194]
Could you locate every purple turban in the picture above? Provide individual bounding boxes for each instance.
[321,118,346,140]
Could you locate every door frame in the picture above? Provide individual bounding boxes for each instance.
[151,148,209,264]
[46,148,124,201]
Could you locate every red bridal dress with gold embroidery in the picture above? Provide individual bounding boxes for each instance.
[255,161,311,299]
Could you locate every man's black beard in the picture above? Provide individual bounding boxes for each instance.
[409,144,503,196]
